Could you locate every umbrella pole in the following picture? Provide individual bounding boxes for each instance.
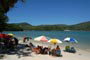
[42,42,43,46]
[54,43,56,48]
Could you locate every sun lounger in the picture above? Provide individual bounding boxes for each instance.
[55,50,61,56]
[64,46,76,53]
[51,49,56,56]
[65,46,70,52]
[70,47,76,53]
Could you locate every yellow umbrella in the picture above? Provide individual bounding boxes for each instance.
[48,38,62,44]
[8,33,14,37]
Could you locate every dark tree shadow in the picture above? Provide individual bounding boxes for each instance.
[0,43,33,58]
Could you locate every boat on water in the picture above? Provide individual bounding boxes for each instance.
[64,30,71,31]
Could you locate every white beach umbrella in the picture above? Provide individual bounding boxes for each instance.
[64,37,78,43]
[34,36,48,42]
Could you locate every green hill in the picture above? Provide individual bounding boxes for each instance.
[6,22,32,31]
[5,21,90,31]
[69,21,90,31]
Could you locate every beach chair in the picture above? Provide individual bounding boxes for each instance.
[51,49,56,56]
[65,46,70,52]
[55,50,61,56]
[70,47,76,53]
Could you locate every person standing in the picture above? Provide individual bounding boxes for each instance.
[23,35,27,43]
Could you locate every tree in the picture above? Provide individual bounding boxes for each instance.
[0,6,8,32]
[0,0,25,32]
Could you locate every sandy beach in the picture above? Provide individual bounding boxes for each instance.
[0,39,90,60]
[1,0,90,60]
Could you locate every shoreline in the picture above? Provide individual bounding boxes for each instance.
[18,37,90,52]
[1,38,90,60]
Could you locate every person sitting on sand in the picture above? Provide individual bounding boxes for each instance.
[12,37,19,47]
[31,45,41,54]
[51,48,56,56]
[9,35,19,48]
[29,42,35,48]
[42,47,48,54]
[55,45,61,56]
[28,42,36,51]
[39,46,43,54]
[9,38,16,50]
[48,46,52,55]
[56,45,60,50]
[35,45,41,54]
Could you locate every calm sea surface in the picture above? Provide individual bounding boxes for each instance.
[3,30,90,51]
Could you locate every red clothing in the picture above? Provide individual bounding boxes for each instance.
[23,37,27,42]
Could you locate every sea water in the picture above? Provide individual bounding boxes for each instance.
[3,30,90,51]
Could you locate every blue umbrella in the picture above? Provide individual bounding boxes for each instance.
[64,37,78,43]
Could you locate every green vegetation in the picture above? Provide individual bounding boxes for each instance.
[0,0,25,32]
[0,7,8,32]
[5,21,90,31]
[5,24,23,31]
[69,21,90,31]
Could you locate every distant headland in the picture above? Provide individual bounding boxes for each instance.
[5,21,90,31]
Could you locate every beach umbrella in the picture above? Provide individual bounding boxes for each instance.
[64,37,78,48]
[34,36,48,42]
[0,34,5,38]
[0,34,10,42]
[8,33,14,37]
[0,34,10,38]
[64,37,78,43]
[48,38,62,48]
[48,38,62,44]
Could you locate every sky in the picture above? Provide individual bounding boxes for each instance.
[7,0,90,25]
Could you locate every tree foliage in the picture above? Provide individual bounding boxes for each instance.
[0,7,8,32]
[0,0,24,32]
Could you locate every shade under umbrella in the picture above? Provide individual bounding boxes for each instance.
[64,37,78,43]
[48,38,62,44]
[34,36,48,42]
